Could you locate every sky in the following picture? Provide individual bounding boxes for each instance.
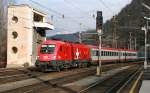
[16,0,132,36]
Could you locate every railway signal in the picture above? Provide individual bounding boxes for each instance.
[96,11,103,76]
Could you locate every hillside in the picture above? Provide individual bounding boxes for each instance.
[48,0,150,50]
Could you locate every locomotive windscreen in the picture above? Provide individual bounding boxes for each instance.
[40,45,55,54]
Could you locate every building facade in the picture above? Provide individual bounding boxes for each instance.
[0,0,8,68]
[7,4,54,68]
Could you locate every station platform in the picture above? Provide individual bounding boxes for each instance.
[139,65,150,93]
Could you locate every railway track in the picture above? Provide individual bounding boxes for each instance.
[0,67,44,84]
[0,63,128,85]
[78,64,142,93]
[1,63,133,93]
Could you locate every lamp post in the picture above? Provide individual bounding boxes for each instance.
[142,17,150,69]
[79,23,82,43]
[142,3,150,69]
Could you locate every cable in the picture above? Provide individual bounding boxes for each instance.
[28,0,93,30]
[29,0,63,17]
[63,0,96,20]
[97,0,115,14]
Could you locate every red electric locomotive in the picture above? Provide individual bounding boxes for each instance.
[35,40,90,71]
[36,40,138,71]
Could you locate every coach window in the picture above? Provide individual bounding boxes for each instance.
[101,51,104,56]
[105,51,107,56]
[92,51,96,56]
[95,51,97,56]
[103,51,106,56]
[96,51,99,56]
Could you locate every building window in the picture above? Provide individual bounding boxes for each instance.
[12,46,18,54]
[12,16,18,23]
[12,31,18,39]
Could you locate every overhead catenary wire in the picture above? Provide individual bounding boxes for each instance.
[97,0,115,15]
[63,0,96,20]
[29,0,63,17]
[28,0,93,30]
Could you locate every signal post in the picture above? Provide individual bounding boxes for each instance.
[96,11,103,76]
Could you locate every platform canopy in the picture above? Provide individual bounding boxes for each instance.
[34,22,54,30]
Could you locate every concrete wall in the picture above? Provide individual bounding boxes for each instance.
[7,5,48,68]
[7,5,33,67]
[0,0,8,68]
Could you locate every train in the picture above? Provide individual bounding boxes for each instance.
[35,40,138,71]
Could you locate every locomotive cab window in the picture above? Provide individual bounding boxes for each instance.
[40,44,55,54]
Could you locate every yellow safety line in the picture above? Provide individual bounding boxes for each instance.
[129,71,143,93]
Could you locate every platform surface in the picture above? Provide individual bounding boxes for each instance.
[139,65,150,93]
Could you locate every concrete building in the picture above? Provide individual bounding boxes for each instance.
[0,0,8,68]
[7,4,54,68]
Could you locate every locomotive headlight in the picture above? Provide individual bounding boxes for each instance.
[53,56,56,59]
[36,56,39,59]
[58,56,61,59]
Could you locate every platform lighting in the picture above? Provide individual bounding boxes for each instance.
[142,16,150,69]
[142,3,150,11]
